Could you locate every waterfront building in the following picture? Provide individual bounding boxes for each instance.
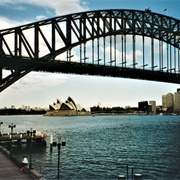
[46,96,90,116]
[49,96,78,111]
[166,93,174,109]
[11,105,15,109]
[148,104,152,113]
[21,105,25,110]
[149,101,156,114]
[162,95,167,111]
[174,89,180,113]
[138,101,148,113]
[21,105,31,111]
[162,93,174,113]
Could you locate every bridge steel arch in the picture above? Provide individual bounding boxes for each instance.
[0,9,180,92]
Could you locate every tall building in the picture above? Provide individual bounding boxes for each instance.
[149,101,156,114]
[138,101,148,113]
[162,93,174,112]
[166,93,174,109]
[174,89,180,112]
[162,95,166,110]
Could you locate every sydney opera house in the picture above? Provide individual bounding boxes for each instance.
[45,96,90,116]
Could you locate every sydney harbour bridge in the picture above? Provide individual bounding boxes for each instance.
[0,9,180,92]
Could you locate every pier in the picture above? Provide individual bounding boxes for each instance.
[0,131,47,145]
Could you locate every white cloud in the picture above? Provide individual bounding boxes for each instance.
[135,50,142,56]
[0,71,69,108]
[0,1,88,57]
[12,72,68,91]
[0,17,18,29]
[36,15,47,21]
[0,16,32,30]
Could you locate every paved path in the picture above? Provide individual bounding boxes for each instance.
[0,151,33,180]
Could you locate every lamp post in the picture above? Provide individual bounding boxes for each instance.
[58,139,66,180]
[27,128,34,169]
[0,121,3,135]
[52,138,66,180]
[8,123,16,138]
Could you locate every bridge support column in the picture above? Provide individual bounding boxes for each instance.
[0,34,3,81]
[0,35,4,57]
[0,69,2,81]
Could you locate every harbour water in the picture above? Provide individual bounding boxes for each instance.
[0,115,180,179]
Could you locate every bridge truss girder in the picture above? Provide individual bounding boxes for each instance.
[0,9,180,92]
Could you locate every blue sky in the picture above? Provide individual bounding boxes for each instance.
[0,0,179,109]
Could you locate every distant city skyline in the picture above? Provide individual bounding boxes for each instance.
[0,0,179,109]
[162,89,180,113]
[2,88,179,110]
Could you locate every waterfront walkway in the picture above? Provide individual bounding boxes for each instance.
[0,150,33,180]
[0,146,44,180]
